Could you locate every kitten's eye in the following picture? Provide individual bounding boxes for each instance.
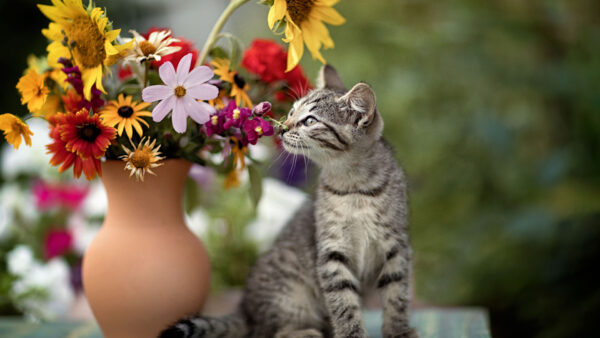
[303,116,318,126]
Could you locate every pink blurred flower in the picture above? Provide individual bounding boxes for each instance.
[44,229,73,259]
[142,53,218,133]
[33,181,88,211]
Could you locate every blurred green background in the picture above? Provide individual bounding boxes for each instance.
[2,0,600,337]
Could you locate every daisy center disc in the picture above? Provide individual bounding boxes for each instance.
[130,148,152,168]
[233,74,246,89]
[139,41,157,56]
[286,0,315,24]
[117,106,134,118]
[68,15,107,69]
[78,124,101,142]
[174,86,187,97]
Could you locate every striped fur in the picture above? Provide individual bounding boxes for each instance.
[160,65,417,338]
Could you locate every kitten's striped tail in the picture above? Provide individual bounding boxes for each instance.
[159,313,247,338]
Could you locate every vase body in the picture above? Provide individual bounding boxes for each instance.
[82,159,210,338]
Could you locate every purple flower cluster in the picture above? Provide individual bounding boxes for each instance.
[205,100,274,145]
[58,58,104,112]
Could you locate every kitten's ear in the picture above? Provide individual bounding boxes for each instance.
[339,83,377,128]
[317,65,346,90]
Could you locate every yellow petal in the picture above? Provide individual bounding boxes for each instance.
[125,121,133,139]
[301,22,326,64]
[268,0,287,30]
[316,0,341,6]
[286,32,305,72]
[311,5,346,25]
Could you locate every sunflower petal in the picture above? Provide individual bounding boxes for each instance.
[312,5,346,25]
[286,30,305,72]
[268,0,287,30]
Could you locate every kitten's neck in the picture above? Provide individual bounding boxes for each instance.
[318,139,390,191]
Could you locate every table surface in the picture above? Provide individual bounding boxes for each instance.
[0,308,491,338]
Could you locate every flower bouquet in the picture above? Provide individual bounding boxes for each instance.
[0,0,345,334]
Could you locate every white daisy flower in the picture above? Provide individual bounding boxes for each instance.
[124,29,182,64]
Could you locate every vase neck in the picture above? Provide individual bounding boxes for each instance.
[100,159,192,228]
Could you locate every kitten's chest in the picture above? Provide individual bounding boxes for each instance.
[317,194,388,282]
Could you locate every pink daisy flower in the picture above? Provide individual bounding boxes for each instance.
[142,53,218,133]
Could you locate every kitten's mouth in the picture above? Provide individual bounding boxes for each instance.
[282,139,309,152]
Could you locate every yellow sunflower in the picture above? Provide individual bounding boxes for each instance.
[211,58,253,108]
[120,137,164,181]
[38,0,132,100]
[268,0,345,71]
[0,114,34,149]
[100,94,152,139]
[16,69,49,113]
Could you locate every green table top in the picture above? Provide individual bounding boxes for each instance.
[0,308,491,337]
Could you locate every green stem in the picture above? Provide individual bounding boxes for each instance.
[143,62,150,88]
[196,0,250,67]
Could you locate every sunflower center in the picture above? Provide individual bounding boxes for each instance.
[286,0,315,24]
[139,40,157,56]
[130,148,152,168]
[174,86,187,97]
[68,15,107,69]
[78,123,101,142]
[117,105,134,118]
[233,73,246,89]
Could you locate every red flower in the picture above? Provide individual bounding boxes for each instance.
[242,39,287,83]
[118,65,133,80]
[47,109,116,180]
[144,27,199,72]
[242,39,311,101]
[279,66,311,101]
[44,229,73,260]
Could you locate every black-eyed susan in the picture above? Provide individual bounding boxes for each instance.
[16,69,49,113]
[268,0,345,71]
[38,0,132,100]
[120,137,165,181]
[0,114,33,149]
[211,58,253,108]
[100,94,152,139]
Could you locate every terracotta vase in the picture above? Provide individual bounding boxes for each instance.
[82,159,211,338]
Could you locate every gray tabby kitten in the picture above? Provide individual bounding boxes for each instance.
[161,65,417,338]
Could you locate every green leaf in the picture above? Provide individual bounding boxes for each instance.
[209,46,229,60]
[247,165,263,209]
[216,33,244,70]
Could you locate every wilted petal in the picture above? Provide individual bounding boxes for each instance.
[152,95,175,122]
[187,83,219,101]
[142,85,172,102]
[171,98,188,133]
[184,66,214,87]
[158,62,177,87]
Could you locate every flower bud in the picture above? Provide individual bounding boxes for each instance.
[252,101,272,116]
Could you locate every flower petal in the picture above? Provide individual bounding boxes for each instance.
[152,95,175,122]
[286,30,305,72]
[183,96,214,125]
[171,98,188,133]
[158,61,177,87]
[142,85,173,102]
[268,0,287,29]
[312,5,346,25]
[176,53,193,84]
[187,83,219,101]
[183,65,214,87]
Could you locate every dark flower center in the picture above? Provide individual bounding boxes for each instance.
[233,73,246,89]
[139,41,157,56]
[286,0,314,24]
[78,124,101,142]
[68,15,106,69]
[118,106,134,118]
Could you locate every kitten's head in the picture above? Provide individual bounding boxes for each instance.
[281,65,383,165]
